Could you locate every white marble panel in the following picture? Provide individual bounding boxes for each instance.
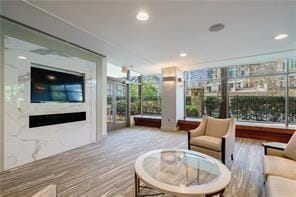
[4,36,97,170]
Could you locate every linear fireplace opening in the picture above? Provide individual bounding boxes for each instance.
[29,112,86,128]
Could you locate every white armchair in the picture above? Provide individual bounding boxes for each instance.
[188,115,235,164]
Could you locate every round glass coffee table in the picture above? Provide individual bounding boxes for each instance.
[134,149,231,197]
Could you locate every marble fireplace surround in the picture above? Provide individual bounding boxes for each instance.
[4,36,98,170]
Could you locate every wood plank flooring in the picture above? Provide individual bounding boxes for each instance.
[0,127,265,197]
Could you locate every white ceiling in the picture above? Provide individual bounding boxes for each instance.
[2,1,296,74]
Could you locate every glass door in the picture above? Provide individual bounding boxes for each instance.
[107,82,114,130]
[115,82,127,128]
[107,79,127,131]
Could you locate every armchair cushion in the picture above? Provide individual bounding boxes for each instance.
[190,136,221,151]
[284,131,296,161]
[205,117,229,138]
[263,155,296,181]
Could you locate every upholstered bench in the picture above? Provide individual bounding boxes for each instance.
[263,132,296,197]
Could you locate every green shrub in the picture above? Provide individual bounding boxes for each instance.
[186,105,199,117]
[229,96,285,122]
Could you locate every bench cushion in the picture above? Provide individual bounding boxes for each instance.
[266,176,296,197]
[263,155,296,180]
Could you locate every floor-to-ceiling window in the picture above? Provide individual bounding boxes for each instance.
[185,68,222,118]
[106,64,163,129]
[142,74,162,115]
[228,61,286,124]
[129,70,142,116]
[288,58,296,125]
[107,63,128,130]
[184,57,296,127]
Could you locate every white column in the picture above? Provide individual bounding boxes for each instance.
[161,67,184,131]
[96,57,107,140]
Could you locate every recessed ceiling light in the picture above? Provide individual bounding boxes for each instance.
[136,12,149,21]
[17,56,27,60]
[47,75,56,80]
[179,53,187,57]
[209,23,225,32]
[274,33,288,40]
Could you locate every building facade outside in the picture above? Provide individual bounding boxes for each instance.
[185,58,296,126]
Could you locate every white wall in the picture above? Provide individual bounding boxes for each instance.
[0,2,108,171]
[3,36,98,170]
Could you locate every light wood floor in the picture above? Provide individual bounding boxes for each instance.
[0,127,264,197]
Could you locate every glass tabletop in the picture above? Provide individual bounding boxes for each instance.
[142,150,220,187]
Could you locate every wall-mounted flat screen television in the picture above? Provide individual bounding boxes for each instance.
[31,64,85,103]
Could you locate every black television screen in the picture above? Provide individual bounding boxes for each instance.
[31,65,85,103]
